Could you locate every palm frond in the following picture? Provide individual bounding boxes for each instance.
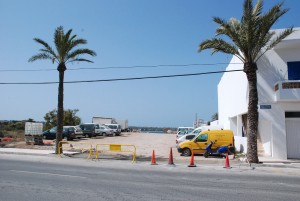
[67,38,87,52]
[65,29,73,42]
[267,28,294,50]
[33,38,53,51]
[28,53,54,62]
[199,38,244,62]
[66,48,97,62]
[252,0,263,17]
[29,25,96,65]
[68,58,94,63]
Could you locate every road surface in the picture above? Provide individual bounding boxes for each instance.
[0,155,299,201]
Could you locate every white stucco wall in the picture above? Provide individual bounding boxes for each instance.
[218,56,248,129]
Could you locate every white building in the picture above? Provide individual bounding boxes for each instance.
[218,28,300,160]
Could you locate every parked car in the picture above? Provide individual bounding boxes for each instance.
[43,126,78,141]
[79,123,97,138]
[104,124,122,136]
[64,126,84,139]
[176,133,197,148]
[176,130,192,139]
[95,124,114,136]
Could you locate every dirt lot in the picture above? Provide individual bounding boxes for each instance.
[2,132,231,164]
[2,132,179,158]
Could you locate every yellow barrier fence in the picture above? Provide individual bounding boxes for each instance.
[58,141,93,159]
[96,144,136,162]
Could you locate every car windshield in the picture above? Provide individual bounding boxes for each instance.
[50,127,57,132]
[192,129,202,134]
[107,125,117,129]
[63,127,68,132]
[82,124,94,130]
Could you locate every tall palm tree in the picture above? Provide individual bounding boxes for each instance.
[29,26,96,154]
[199,0,293,163]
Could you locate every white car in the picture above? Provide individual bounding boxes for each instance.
[95,124,115,136]
[176,133,197,148]
[105,124,122,136]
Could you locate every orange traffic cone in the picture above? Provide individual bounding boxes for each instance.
[188,151,196,167]
[224,153,231,169]
[151,150,157,165]
[168,147,175,165]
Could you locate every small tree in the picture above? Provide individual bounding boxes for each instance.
[44,109,81,130]
[211,113,218,122]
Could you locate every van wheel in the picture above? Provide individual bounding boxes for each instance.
[102,132,106,136]
[203,151,209,158]
[182,148,191,156]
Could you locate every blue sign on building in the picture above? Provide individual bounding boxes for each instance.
[260,105,272,109]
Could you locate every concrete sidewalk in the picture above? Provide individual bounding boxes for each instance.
[0,148,77,156]
[0,147,299,169]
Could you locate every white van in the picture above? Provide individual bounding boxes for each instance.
[177,127,194,133]
[105,124,121,136]
[190,125,224,135]
[176,127,194,139]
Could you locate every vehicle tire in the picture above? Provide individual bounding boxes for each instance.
[63,136,68,141]
[43,135,47,139]
[102,132,106,136]
[182,148,191,156]
[203,151,209,158]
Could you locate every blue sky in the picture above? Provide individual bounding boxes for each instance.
[0,0,300,127]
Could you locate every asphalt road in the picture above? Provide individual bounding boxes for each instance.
[0,156,299,201]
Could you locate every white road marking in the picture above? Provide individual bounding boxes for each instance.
[10,170,87,179]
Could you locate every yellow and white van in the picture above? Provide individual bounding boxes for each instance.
[177,129,235,156]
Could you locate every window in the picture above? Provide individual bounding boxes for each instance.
[287,61,300,80]
[196,134,208,142]
[285,112,300,118]
[186,135,195,140]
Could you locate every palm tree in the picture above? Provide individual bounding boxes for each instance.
[29,26,96,154]
[198,0,293,163]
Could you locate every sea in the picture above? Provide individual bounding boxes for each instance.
[141,131,164,134]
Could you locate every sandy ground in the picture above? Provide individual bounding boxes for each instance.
[3,132,178,158]
[72,132,182,161]
[3,132,233,164]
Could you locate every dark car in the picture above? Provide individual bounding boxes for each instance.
[79,123,97,138]
[43,126,76,141]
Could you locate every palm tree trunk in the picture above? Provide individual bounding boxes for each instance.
[55,63,66,154]
[244,62,259,163]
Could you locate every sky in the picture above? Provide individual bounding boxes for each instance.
[0,0,300,128]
